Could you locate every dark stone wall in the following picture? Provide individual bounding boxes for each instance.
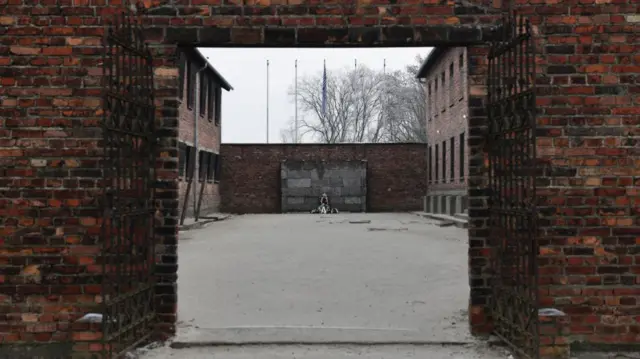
[281,160,367,213]
[219,144,427,214]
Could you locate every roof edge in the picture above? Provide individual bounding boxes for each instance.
[416,47,448,79]
[184,47,234,91]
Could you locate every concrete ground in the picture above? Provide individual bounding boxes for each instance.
[138,213,511,358]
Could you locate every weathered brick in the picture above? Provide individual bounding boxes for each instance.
[2,0,638,357]
[219,144,427,213]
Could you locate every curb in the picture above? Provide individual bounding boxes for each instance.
[412,212,469,229]
[179,214,231,231]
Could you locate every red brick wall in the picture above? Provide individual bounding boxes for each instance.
[2,0,638,354]
[177,51,222,217]
[532,8,640,346]
[219,144,427,214]
[424,47,469,191]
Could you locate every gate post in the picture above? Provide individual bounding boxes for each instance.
[466,43,494,336]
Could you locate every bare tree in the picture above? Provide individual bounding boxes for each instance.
[279,121,297,143]
[287,57,427,144]
[289,65,387,143]
[380,55,428,143]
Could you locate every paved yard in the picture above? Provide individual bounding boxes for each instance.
[139,213,511,358]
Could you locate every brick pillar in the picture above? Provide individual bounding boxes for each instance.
[151,46,181,340]
[466,44,493,335]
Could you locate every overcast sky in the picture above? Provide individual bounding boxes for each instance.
[198,47,433,144]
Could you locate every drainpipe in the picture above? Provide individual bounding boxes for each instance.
[193,61,208,214]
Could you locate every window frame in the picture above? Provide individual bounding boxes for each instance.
[450,136,455,182]
[178,142,187,178]
[435,144,439,183]
[213,153,221,183]
[187,61,196,109]
[207,77,215,122]
[198,151,207,182]
[459,53,465,102]
[199,71,207,117]
[460,132,465,180]
[442,140,446,183]
[449,62,454,107]
[214,86,222,126]
[178,52,185,100]
[428,146,433,183]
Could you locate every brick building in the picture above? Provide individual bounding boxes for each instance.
[177,48,233,218]
[417,47,469,216]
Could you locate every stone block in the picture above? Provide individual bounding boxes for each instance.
[287,178,311,188]
[341,186,364,196]
[283,187,312,197]
[344,197,362,205]
[287,197,304,205]
[343,178,361,187]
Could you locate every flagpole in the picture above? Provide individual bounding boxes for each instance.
[322,59,327,119]
[294,59,298,143]
[383,58,386,130]
[266,59,270,144]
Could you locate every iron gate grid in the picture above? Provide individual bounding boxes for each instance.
[487,11,539,359]
[101,8,157,358]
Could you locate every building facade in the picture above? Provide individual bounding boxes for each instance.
[417,47,469,216]
[177,48,233,218]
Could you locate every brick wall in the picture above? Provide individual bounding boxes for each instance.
[424,47,469,190]
[219,144,427,214]
[420,47,470,215]
[2,0,638,354]
[177,50,223,217]
[532,9,640,347]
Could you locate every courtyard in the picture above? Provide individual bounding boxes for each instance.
[138,213,510,358]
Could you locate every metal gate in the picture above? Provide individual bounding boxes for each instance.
[487,11,539,359]
[101,8,157,358]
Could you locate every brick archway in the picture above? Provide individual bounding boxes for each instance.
[143,2,504,340]
[3,0,638,357]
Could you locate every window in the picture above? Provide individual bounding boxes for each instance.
[207,77,214,121]
[206,152,215,182]
[435,144,439,182]
[450,137,455,182]
[460,132,465,180]
[442,140,446,183]
[434,81,438,117]
[449,63,454,106]
[214,86,222,125]
[179,142,187,177]
[428,147,432,183]
[427,86,431,121]
[440,72,446,112]
[459,53,465,101]
[187,61,196,109]
[179,143,195,179]
[213,153,221,182]
[199,72,207,116]
[178,52,185,100]
[198,151,208,181]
